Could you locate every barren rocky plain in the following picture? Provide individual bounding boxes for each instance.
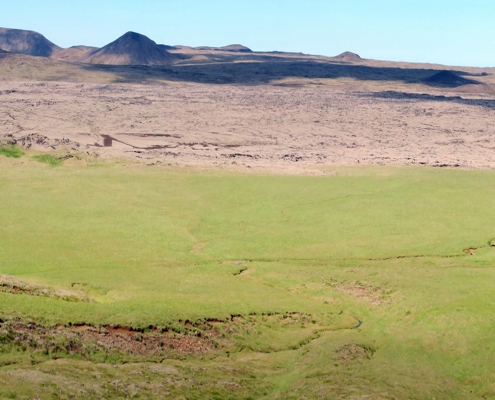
[1,49,495,173]
[1,44,495,399]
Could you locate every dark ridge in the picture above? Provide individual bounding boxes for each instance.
[370,91,495,109]
[425,70,480,88]
[0,27,61,57]
[82,31,177,65]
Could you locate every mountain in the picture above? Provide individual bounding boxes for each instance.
[425,70,480,87]
[333,51,362,62]
[81,31,176,65]
[0,28,61,57]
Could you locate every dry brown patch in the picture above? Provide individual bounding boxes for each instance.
[0,275,92,303]
[327,279,392,304]
[336,344,374,361]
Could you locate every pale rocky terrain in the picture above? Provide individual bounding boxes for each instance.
[1,50,494,174]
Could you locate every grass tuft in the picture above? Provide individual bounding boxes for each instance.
[31,154,64,165]
[0,145,24,158]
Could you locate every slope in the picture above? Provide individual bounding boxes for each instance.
[0,27,61,57]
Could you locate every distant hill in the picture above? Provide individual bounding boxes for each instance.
[158,44,177,51]
[52,45,99,62]
[219,44,252,53]
[195,44,252,53]
[333,51,362,62]
[82,32,177,65]
[0,27,60,57]
[425,70,480,87]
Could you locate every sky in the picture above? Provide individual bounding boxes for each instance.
[3,0,495,67]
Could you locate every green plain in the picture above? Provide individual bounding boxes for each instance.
[0,156,494,399]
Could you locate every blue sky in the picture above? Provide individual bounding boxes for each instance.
[3,0,495,67]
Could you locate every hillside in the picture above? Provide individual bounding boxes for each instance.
[0,27,60,57]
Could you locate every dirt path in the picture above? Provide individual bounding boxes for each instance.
[182,227,214,259]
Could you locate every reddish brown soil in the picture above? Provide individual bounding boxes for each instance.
[0,312,316,359]
[2,320,218,358]
[336,344,373,361]
[327,279,391,304]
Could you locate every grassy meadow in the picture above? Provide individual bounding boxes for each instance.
[0,153,494,399]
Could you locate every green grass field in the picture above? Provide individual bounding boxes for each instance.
[0,153,494,399]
